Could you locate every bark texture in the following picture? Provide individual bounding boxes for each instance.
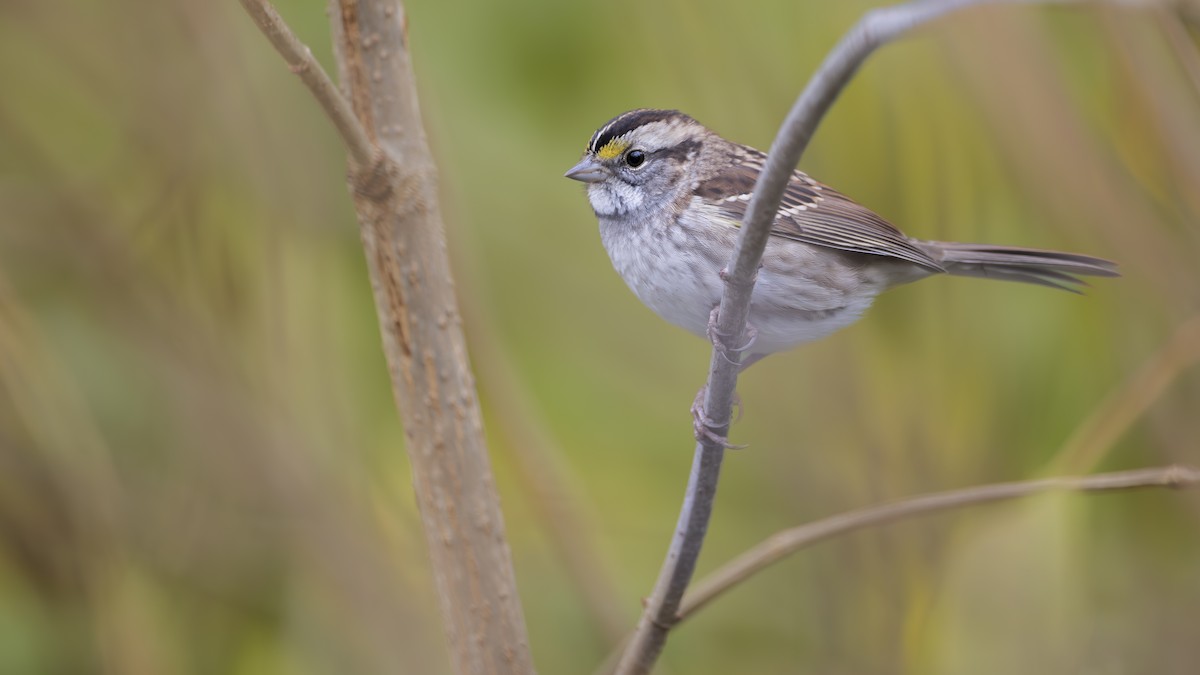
[328,2,535,673]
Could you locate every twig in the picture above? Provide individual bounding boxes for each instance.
[679,465,1200,621]
[238,0,375,167]
[613,2,1036,673]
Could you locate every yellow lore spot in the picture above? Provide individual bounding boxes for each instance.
[596,139,630,161]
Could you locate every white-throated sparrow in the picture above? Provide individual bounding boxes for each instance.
[566,109,1117,368]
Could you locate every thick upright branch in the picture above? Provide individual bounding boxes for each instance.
[325,2,535,673]
[242,0,535,672]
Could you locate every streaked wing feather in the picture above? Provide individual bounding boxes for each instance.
[696,151,944,272]
[779,189,944,270]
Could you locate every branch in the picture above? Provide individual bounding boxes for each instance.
[239,1,535,672]
[680,465,1200,621]
[615,2,1079,673]
[238,0,375,167]
[328,0,535,671]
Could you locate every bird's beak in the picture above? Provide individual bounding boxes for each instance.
[564,157,607,184]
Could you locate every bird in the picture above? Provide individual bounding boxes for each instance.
[565,108,1117,375]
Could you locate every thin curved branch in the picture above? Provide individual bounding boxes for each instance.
[615,2,1084,673]
[238,0,375,167]
[680,465,1200,621]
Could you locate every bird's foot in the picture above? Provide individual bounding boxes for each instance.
[705,306,759,368]
[691,386,747,450]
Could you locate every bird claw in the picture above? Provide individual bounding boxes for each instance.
[705,307,759,367]
[705,306,722,344]
[691,387,748,450]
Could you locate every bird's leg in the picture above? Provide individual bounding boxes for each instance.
[691,306,757,448]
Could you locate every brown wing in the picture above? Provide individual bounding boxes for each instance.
[695,150,945,272]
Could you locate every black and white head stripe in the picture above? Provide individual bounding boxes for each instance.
[587,109,693,155]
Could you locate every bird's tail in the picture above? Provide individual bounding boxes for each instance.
[919,240,1119,292]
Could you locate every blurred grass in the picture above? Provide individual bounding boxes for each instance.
[1,1,1199,673]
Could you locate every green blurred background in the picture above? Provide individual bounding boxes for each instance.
[2,1,1199,673]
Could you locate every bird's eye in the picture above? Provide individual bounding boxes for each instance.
[625,149,646,168]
